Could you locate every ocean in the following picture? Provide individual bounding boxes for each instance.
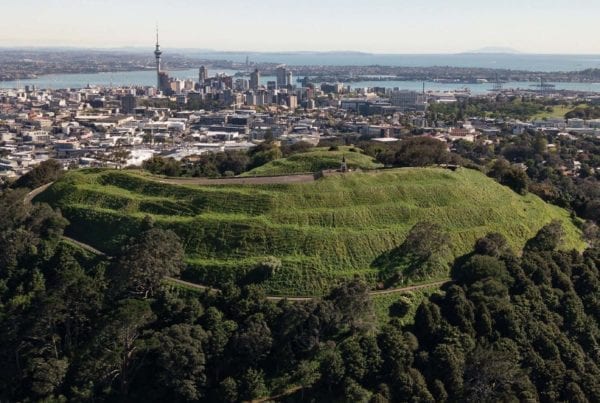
[1,53,600,93]
[183,51,600,72]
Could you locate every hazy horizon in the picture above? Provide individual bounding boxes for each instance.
[2,0,600,54]
[1,46,600,57]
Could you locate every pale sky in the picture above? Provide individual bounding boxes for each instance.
[1,0,599,54]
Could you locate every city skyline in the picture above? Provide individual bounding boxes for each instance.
[2,0,600,54]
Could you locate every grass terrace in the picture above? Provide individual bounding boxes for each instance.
[37,167,584,296]
[241,146,383,176]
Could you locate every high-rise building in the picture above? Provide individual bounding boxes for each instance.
[389,90,427,112]
[250,69,260,90]
[276,65,288,88]
[199,66,208,84]
[159,72,172,95]
[286,71,293,88]
[121,94,137,114]
[154,28,162,89]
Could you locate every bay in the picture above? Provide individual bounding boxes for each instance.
[2,68,600,94]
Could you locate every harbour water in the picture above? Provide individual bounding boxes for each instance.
[2,67,600,94]
[180,52,600,72]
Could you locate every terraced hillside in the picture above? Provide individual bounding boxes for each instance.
[242,146,383,176]
[37,167,584,296]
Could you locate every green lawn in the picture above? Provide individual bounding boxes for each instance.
[532,104,587,120]
[37,167,584,296]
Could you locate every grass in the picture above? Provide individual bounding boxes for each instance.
[532,103,587,120]
[241,146,383,176]
[37,166,584,296]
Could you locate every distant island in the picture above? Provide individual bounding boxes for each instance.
[467,46,521,54]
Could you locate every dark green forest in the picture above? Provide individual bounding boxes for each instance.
[3,169,600,402]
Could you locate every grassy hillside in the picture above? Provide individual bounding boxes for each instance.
[242,146,383,176]
[37,167,584,296]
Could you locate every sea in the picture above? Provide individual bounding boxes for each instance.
[181,52,600,72]
[1,53,600,93]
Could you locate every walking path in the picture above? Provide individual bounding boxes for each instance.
[24,182,53,204]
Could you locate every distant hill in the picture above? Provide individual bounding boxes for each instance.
[36,167,583,296]
[241,146,383,176]
[467,46,521,54]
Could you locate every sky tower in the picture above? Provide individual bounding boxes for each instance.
[154,27,162,89]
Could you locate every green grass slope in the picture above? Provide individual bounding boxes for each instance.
[242,146,383,176]
[37,167,584,296]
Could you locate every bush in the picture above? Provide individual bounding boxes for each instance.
[474,233,511,257]
[142,156,181,177]
[389,297,412,318]
[451,255,512,286]
[393,137,450,167]
[487,159,529,195]
[524,220,564,252]
[13,159,63,189]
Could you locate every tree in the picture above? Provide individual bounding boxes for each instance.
[202,307,238,363]
[241,256,282,285]
[153,324,208,401]
[393,137,451,167]
[376,222,451,285]
[239,368,268,400]
[250,147,282,169]
[142,156,181,176]
[452,255,512,287]
[524,220,564,252]
[488,159,529,195]
[294,360,320,397]
[13,159,63,189]
[474,233,511,258]
[340,337,367,381]
[389,297,411,318]
[28,357,69,399]
[113,228,185,298]
[319,347,345,388]
[218,377,238,403]
[231,314,273,365]
[325,279,376,334]
[343,378,372,403]
[463,345,523,402]
[432,344,465,396]
[75,299,155,397]
[501,166,529,195]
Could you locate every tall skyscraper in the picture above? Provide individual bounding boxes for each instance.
[121,94,138,114]
[250,69,260,90]
[199,66,208,85]
[154,28,162,89]
[276,65,288,89]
